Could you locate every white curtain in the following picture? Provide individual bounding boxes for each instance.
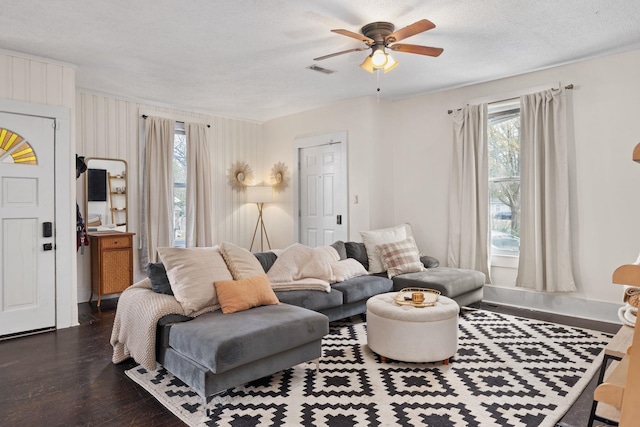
[185,123,214,247]
[516,89,576,292]
[447,104,491,282]
[143,117,175,263]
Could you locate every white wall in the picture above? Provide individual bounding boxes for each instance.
[75,91,264,302]
[264,50,640,322]
[0,50,77,328]
[262,96,395,247]
[391,50,640,321]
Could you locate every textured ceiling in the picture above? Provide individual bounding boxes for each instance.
[2,0,640,122]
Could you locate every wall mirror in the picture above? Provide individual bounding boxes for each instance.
[84,157,128,232]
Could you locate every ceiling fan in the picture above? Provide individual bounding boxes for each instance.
[314,19,443,73]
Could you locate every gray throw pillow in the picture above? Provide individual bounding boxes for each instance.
[420,255,440,268]
[253,251,278,273]
[344,242,369,271]
[146,262,173,295]
[331,241,347,260]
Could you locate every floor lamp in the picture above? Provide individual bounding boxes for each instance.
[247,186,273,252]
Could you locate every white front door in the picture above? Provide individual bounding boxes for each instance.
[0,112,56,336]
[299,142,347,246]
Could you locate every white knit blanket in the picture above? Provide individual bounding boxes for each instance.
[110,278,216,371]
[267,244,339,292]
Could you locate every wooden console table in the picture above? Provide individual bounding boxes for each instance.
[88,231,135,307]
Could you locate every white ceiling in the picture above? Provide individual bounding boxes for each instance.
[2,0,640,122]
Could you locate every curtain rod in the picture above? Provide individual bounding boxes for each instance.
[447,83,574,114]
[141,114,210,128]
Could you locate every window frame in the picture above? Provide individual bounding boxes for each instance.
[488,101,521,266]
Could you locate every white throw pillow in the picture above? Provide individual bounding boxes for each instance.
[331,258,369,282]
[157,246,232,315]
[220,241,265,280]
[377,236,425,278]
[360,224,413,274]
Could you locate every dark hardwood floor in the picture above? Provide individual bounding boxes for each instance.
[0,299,180,427]
[0,300,620,427]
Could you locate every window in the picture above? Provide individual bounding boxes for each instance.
[173,122,187,247]
[488,103,520,257]
[0,128,37,164]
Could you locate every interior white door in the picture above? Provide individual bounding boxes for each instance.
[299,143,347,246]
[0,112,56,336]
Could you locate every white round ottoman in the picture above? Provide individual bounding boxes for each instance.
[366,292,459,364]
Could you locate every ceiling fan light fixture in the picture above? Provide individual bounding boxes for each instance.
[383,54,398,73]
[317,19,443,73]
[371,46,388,68]
[359,56,375,73]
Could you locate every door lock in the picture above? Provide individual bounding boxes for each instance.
[43,222,53,237]
[43,243,53,251]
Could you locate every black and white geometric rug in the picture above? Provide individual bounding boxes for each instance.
[125,310,612,426]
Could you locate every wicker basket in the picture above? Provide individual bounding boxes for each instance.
[624,287,640,308]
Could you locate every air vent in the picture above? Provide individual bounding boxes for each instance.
[307,64,336,74]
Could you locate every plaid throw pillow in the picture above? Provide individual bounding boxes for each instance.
[376,237,425,278]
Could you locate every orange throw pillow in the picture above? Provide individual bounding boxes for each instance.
[214,274,279,314]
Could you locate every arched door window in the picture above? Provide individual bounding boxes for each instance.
[0,128,37,164]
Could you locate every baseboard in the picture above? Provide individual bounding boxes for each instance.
[483,285,622,324]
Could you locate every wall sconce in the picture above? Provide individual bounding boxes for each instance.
[228,161,253,191]
[270,162,290,193]
[246,186,273,251]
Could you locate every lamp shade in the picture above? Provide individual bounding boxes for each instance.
[246,186,273,203]
[383,54,399,73]
[359,56,374,73]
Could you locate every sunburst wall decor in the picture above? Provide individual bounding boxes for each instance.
[228,161,253,191]
[270,162,290,193]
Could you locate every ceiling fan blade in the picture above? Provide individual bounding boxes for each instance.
[331,29,374,44]
[386,19,435,43]
[388,43,443,57]
[313,47,367,61]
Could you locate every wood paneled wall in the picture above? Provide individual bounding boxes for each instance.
[0,51,75,108]
[0,50,266,305]
[75,91,264,300]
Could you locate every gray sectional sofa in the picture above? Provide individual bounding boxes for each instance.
[151,242,485,400]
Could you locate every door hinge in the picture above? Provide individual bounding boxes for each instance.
[52,119,59,130]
